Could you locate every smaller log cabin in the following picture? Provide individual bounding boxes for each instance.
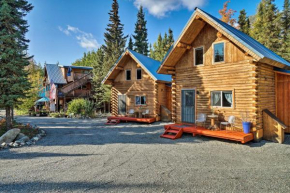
[102,49,172,121]
[43,64,93,112]
[158,8,290,141]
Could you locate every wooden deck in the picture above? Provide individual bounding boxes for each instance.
[163,124,254,144]
[107,116,156,124]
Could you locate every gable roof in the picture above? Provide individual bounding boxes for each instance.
[45,64,67,84]
[102,49,171,84]
[158,8,290,74]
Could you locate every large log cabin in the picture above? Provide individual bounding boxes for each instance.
[102,49,172,121]
[44,64,93,112]
[157,8,290,141]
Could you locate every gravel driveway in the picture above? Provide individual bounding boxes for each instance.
[0,116,290,193]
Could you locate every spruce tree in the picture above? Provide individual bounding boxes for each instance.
[133,6,149,55]
[251,0,281,53]
[167,28,174,48]
[0,0,33,130]
[150,29,174,61]
[103,0,127,74]
[128,36,134,50]
[238,9,250,35]
[279,0,290,60]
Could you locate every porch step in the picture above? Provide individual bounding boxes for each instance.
[106,119,120,125]
[160,126,183,140]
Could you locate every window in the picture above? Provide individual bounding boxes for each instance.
[211,91,233,108]
[194,47,204,66]
[213,42,225,63]
[137,68,142,80]
[126,70,131,80]
[135,96,146,105]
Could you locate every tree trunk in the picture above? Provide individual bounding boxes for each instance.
[5,106,12,130]
[11,106,14,120]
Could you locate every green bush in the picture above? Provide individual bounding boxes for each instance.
[67,99,95,117]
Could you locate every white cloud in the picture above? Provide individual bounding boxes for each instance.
[133,0,207,18]
[58,25,99,50]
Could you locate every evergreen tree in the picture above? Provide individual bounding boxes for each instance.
[103,0,127,74]
[279,0,290,60]
[128,36,134,50]
[0,0,33,130]
[251,0,281,53]
[238,9,250,35]
[133,6,149,55]
[150,29,174,61]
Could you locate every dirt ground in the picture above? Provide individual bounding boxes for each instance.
[0,116,290,193]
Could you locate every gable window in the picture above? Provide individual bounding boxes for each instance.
[135,96,146,105]
[137,68,142,80]
[211,91,233,108]
[194,47,204,66]
[126,70,131,80]
[213,42,225,63]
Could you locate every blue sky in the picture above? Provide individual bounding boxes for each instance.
[26,0,284,66]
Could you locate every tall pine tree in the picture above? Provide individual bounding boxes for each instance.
[103,0,127,74]
[251,0,281,53]
[238,9,250,35]
[133,6,149,55]
[128,36,134,50]
[279,0,290,60]
[0,0,33,130]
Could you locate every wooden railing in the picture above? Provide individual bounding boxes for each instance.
[262,109,287,144]
[60,72,92,95]
[66,90,91,97]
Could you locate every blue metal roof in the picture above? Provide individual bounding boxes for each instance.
[128,49,171,82]
[60,65,93,70]
[45,64,67,84]
[274,67,290,74]
[196,8,290,67]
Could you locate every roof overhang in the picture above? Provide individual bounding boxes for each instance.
[102,50,158,85]
[158,8,288,74]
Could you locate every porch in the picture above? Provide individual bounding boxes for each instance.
[161,124,254,144]
[107,116,156,124]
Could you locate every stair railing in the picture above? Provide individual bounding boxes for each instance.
[60,72,92,94]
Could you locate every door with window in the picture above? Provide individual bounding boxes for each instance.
[181,89,195,123]
[118,95,127,115]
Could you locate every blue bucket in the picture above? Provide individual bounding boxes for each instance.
[242,122,251,134]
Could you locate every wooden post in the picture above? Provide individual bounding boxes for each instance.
[172,74,177,123]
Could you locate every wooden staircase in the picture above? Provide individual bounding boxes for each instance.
[160,126,183,140]
[60,73,92,95]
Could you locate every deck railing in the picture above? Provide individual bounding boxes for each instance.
[262,109,287,144]
[60,72,92,95]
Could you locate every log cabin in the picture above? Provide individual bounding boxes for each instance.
[102,49,172,122]
[43,64,93,112]
[157,8,290,142]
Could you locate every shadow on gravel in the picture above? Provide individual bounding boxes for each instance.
[0,152,95,159]
[0,181,164,192]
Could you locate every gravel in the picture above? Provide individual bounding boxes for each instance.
[0,116,290,193]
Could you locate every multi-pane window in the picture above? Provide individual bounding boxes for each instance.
[213,42,225,63]
[126,70,131,80]
[137,68,142,80]
[195,47,204,66]
[135,96,146,105]
[211,91,233,107]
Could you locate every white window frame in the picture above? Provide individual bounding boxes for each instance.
[212,41,226,64]
[210,90,233,108]
[136,68,142,80]
[125,69,131,81]
[135,96,146,105]
[194,46,205,66]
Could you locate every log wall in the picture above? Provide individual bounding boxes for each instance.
[110,58,169,118]
[174,24,256,131]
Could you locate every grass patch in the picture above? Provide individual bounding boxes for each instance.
[0,118,38,138]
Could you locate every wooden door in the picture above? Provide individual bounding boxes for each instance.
[181,89,196,123]
[118,95,127,115]
[276,73,290,133]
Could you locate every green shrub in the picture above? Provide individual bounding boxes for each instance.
[67,99,95,117]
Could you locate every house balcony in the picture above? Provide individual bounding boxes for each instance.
[58,89,91,98]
